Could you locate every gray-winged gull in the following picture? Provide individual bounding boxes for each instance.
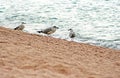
[68,29,75,39]
[14,22,26,30]
[37,26,59,35]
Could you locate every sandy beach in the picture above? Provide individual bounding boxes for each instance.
[0,27,120,78]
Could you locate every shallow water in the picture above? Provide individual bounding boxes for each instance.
[0,0,120,49]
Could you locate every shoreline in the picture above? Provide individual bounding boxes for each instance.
[0,26,120,78]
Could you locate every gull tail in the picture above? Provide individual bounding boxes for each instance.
[37,31,43,33]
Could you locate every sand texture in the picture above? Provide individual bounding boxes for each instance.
[0,27,120,78]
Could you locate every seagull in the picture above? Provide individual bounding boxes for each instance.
[37,26,59,35]
[68,29,75,40]
[14,22,26,30]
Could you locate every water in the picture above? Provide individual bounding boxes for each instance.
[0,0,120,49]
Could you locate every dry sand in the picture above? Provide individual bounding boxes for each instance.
[0,27,120,78]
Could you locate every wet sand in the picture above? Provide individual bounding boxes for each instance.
[0,27,120,78]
